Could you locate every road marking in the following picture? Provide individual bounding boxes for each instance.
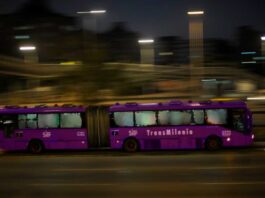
[191,166,265,170]
[29,181,265,187]
[53,168,122,172]
[51,165,265,173]
[30,183,116,186]
[199,182,265,185]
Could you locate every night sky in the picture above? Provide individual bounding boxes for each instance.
[0,0,264,39]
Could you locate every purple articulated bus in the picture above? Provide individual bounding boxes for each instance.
[109,101,254,152]
[0,105,88,153]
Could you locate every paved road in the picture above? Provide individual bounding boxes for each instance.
[0,147,265,198]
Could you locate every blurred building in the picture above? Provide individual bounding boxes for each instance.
[0,0,79,63]
[154,36,235,66]
[236,26,264,75]
[155,37,189,66]
[204,39,236,65]
[102,22,140,63]
[155,36,180,65]
[189,16,204,67]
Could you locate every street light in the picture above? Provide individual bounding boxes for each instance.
[187,10,205,65]
[187,10,205,98]
[138,39,154,44]
[76,9,107,31]
[187,11,204,15]
[19,46,36,51]
[19,45,38,63]
[77,10,107,15]
[77,9,107,57]
[261,36,265,41]
[247,96,265,101]
[138,39,155,64]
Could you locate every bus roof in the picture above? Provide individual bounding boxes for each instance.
[0,105,86,114]
[109,100,248,112]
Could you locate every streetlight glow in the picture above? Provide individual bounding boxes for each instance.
[77,10,106,14]
[261,36,265,41]
[247,96,265,101]
[19,46,36,51]
[90,10,106,14]
[15,35,30,40]
[138,39,154,44]
[187,11,204,15]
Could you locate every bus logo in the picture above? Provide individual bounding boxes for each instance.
[147,128,193,137]
[129,130,138,136]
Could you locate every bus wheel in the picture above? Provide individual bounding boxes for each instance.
[28,140,44,154]
[123,138,139,152]
[205,136,222,151]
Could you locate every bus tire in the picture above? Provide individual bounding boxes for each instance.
[123,138,140,152]
[205,136,222,151]
[28,139,45,154]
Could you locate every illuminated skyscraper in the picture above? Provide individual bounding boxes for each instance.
[188,11,204,67]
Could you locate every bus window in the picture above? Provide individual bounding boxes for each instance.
[38,114,59,129]
[206,109,227,125]
[18,114,37,129]
[28,114,37,129]
[113,112,134,127]
[18,114,27,129]
[135,111,156,127]
[192,110,205,125]
[169,110,192,125]
[60,113,82,128]
[158,111,169,125]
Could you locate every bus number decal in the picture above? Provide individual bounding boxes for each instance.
[222,130,231,137]
[77,131,86,137]
[43,131,51,138]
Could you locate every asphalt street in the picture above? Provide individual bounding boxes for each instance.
[0,146,264,198]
